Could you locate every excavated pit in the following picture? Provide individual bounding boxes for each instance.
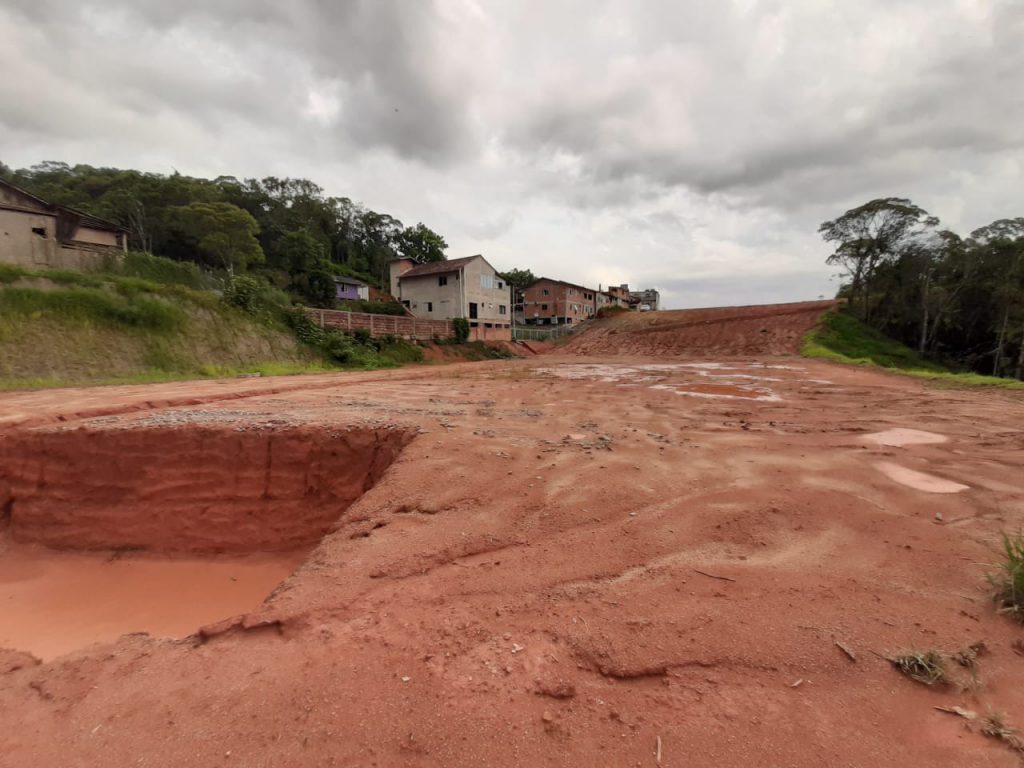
[0,424,414,659]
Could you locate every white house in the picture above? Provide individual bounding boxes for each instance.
[389,255,512,340]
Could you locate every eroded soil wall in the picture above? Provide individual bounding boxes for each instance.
[0,425,413,553]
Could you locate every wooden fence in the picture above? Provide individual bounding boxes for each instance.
[307,308,453,341]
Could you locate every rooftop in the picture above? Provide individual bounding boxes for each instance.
[399,255,480,279]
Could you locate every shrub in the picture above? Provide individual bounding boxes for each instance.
[452,317,470,343]
[337,299,407,316]
[285,307,327,346]
[988,531,1024,622]
[223,275,263,313]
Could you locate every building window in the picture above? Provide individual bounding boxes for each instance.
[499,305,506,315]
[542,289,549,296]
[426,302,433,312]
[541,304,548,311]
[480,274,494,289]
[497,281,504,289]
[31,227,46,237]
[438,275,448,286]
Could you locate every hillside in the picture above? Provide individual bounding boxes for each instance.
[803,310,1024,389]
[0,265,322,388]
[563,299,838,357]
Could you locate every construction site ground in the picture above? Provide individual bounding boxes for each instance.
[1,302,1023,767]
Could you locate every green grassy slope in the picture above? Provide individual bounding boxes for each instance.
[0,266,327,388]
[803,312,1024,389]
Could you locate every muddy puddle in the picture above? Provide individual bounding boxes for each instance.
[0,542,304,660]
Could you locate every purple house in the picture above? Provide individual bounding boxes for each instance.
[333,276,370,301]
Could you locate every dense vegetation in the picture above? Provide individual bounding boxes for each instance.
[820,199,1024,380]
[0,160,450,307]
[802,311,1023,389]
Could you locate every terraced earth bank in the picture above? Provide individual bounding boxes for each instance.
[0,303,1022,768]
[564,299,838,357]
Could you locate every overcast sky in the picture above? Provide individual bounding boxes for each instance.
[2,1,1021,308]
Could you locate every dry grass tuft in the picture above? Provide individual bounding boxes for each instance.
[889,650,947,686]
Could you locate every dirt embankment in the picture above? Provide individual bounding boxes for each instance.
[563,299,838,357]
[0,425,413,553]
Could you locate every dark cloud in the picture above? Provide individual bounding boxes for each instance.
[0,0,481,163]
[0,0,1021,309]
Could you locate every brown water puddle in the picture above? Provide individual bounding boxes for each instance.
[0,542,304,661]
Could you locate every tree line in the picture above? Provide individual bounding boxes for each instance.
[0,161,449,307]
[820,198,1024,380]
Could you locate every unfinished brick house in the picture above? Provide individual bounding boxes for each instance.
[522,277,598,325]
[0,179,128,270]
[597,283,631,312]
[389,255,512,340]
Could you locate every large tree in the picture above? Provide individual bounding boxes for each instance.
[167,202,264,274]
[970,218,1024,376]
[819,198,939,321]
[396,222,448,263]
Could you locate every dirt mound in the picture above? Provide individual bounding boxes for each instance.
[563,299,838,357]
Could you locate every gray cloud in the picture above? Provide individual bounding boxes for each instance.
[1,0,1021,308]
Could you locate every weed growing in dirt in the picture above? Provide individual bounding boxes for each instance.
[988,531,1024,622]
[889,650,947,686]
[981,712,1024,754]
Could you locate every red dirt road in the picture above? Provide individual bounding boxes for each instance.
[1,317,1024,766]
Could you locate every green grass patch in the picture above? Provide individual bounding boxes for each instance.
[803,312,1024,389]
[988,531,1024,623]
[0,285,185,331]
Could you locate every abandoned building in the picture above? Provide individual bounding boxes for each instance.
[0,179,128,271]
[389,255,512,340]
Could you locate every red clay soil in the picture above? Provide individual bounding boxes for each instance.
[0,426,412,553]
[1,306,1024,767]
[564,299,839,357]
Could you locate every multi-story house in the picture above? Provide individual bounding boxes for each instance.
[389,255,512,340]
[522,277,598,325]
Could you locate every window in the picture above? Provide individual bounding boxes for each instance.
[438,275,448,286]
[497,281,504,290]
[541,303,548,311]
[426,302,433,312]
[542,288,549,296]
[31,227,46,237]
[499,305,506,315]
[480,274,494,289]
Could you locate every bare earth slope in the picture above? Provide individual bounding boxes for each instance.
[1,306,1023,766]
[564,299,839,357]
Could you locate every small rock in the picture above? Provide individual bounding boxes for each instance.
[542,711,554,723]
[935,512,943,522]
[401,676,411,682]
